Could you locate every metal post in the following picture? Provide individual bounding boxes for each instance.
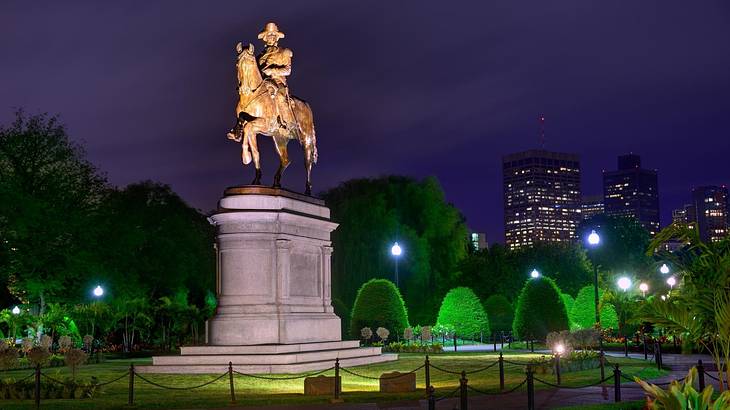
[480,330,483,344]
[613,364,621,402]
[624,337,629,357]
[593,261,604,357]
[643,334,648,360]
[128,363,135,406]
[501,332,504,350]
[334,358,341,400]
[424,355,431,396]
[493,333,497,352]
[656,342,663,370]
[229,361,236,403]
[599,349,605,381]
[530,340,534,353]
[555,354,561,385]
[527,366,535,410]
[427,385,435,410]
[459,370,468,410]
[499,352,505,391]
[453,334,457,352]
[697,360,705,391]
[34,363,41,410]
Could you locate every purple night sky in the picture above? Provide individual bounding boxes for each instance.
[2,1,729,243]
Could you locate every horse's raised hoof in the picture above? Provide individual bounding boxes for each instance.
[304,184,312,196]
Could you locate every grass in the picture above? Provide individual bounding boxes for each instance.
[0,351,666,409]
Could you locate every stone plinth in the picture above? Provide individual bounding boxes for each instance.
[379,371,416,393]
[304,375,340,395]
[208,187,340,346]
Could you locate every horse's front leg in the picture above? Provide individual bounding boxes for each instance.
[272,135,290,189]
[243,122,262,185]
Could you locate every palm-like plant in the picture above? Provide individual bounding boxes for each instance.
[636,367,730,409]
[646,223,730,390]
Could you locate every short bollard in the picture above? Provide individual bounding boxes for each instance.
[128,363,135,406]
[498,352,505,391]
[526,366,535,410]
[228,361,236,403]
[424,355,431,397]
[613,364,621,402]
[555,353,562,385]
[697,360,705,391]
[334,358,341,401]
[34,363,41,410]
[427,385,436,410]
[459,370,468,410]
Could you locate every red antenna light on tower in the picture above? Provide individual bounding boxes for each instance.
[539,113,545,149]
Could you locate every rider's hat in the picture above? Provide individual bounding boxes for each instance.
[258,22,285,40]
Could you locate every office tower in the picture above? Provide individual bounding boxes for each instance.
[603,154,660,235]
[691,185,728,243]
[581,195,604,220]
[503,150,581,249]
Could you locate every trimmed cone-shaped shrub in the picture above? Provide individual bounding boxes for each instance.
[436,287,490,339]
[570,286,619,331]
[349,279,409,339]
[561,293,576,328]
[483,294,513,334]
[512,277,570,340]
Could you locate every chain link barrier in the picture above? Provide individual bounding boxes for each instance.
[134,371,228,390]
[233,366,334,380]
[703,371,720,382]
[95,371,131,387]
[433,385,461,402]
[339,364,424,380]
[534,375,612,389]
[466,378,527,395]
[2,372,36,385]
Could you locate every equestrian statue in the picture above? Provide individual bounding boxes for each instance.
[226,22,318,195]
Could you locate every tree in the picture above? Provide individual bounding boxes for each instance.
[561,293,575,327]
[570,286,619,331]
[578,215,653,277]
[513,244,592,296]
[641,224,730,390]
[436,287,489,339]
[0,111,106,311]
[483,294,514,334]
[323,176,468,325]
[512,277,569,341]
[349,279,409,340]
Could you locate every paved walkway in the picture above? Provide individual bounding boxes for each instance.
[205,353,723,410]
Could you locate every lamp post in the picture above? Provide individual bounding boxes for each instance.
[93,285,104,298]
[639,283,649,297]
[659,263,670,275]
[11,306,20,315]
[530,269,540,279]
[587,230,602,336]
[617,276,632,292]
[391,242,402,287]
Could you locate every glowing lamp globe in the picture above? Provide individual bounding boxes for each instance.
[639,283,649,296]
[555,344,565,355]
[659,264,670,275]
[93,285,104,297]
[617,276,631,292]
[530,269,540,279]
[667,277,676,288]
[587,230,600,246]
[11,306,20,315]
[391,242,402,257]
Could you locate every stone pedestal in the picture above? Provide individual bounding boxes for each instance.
[208,186,340,345]
[137,187,398,374]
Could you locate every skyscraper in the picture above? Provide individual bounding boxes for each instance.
[691,185,728,243]
[603,154,660,235]
[581,194,604,220]
[503,149,581,249]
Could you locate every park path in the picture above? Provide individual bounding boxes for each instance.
[204,353,723,410]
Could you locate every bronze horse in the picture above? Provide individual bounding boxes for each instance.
[227,44,318,195]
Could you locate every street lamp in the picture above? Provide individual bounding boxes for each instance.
[639,283,649,297]
[11,306,20,315]
[659,264,670,275]
[391,242,402,287]
[666,276,676,289]
[617,276,632,292]
[530,269,540,279]
[586,229,605,378]
[93,285,104,298]
[588,230,600,246]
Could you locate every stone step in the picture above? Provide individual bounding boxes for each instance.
[136,353,399,374]
[180,340,361,356]
[153,346,383,366]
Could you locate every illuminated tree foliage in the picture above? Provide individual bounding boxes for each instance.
[349,279,409,339]
[570,285,619,331]
[512,277,569,340]
[436,287,490,338]
[483,294,514,334]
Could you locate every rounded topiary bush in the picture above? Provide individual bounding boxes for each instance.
[483,294,513,334]
[436,287,490,339]
[570,286,619,331]
[512,277,570,341]
[349,279,409,339]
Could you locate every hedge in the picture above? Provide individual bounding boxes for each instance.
[349,279,409,339]
[436,287,490,339]
[570,285,619,331]
[512,277,569,340]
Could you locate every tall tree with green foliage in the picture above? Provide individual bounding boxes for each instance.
[483,294,514,334]
[579,215,653,277]
[349,279,409,339]
[570,286,619,331]
[436,287,490,339]
[512,277,570,340]
[323,176,468,325]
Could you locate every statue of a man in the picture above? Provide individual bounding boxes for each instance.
[257,22,295,131]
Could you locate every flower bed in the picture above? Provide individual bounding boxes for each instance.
[382,342,444,354]
[0,377,99,400]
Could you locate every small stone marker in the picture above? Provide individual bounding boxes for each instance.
[379,371,416,393]
[304,375,340,395]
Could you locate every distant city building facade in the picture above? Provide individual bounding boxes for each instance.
[603,154,660,235]
[691,186,728,243]
[581,195,604,220]
[469,232,488,251]
[503,150,581,249]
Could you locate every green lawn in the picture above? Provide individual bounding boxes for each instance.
[0,352,665,409]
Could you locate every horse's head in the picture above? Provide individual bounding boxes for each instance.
[237,43,262,94]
